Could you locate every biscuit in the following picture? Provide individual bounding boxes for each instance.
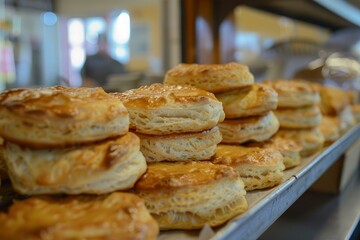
[134,161,248,230]
[112,84,225,135]
[319,85,350,116]
[0,86,129,148]
[247,135,302,169]
[0,192,159,240]
[4,132,147,195]
[319,116,340,143]
[276,128,324,157]
[216,83,278,118]
[212,145,285,191]
[351,104,360,122]
[218,111,279,144]
[267,79,320,108]
[0,137,7,179]
[274,105,322,129]
[137,126,222,162]
[164,62,254,93]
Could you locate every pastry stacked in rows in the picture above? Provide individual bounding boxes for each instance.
[268,80,325,157]
[0,86,159,240]
[164,63,287,191]
[112,84,248,230]
[317,84,355,138]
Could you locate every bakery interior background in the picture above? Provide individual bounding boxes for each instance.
[1,0,360,91]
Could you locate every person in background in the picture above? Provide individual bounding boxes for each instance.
[81,33,127,87]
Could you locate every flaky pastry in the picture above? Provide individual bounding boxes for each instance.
[216,83,278,118]
[0,86,129,148]
[0,192,159,240]
[219,111,279,144]
[134,161,247,230]
[137,126,222,162]
[212,145,285,191]
[112,84,225,135]
[4,132,146,195]
[164,62,254,93]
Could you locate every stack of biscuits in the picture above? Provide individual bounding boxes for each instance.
[112,83,248,230]
[164,63,286,191]
[0,86,159,240]
[269,79,325,157]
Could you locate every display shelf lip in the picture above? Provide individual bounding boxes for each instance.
[211,125,360,240]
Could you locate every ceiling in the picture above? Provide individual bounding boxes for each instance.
[244,0,360,31]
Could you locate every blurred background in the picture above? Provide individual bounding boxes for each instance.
[1,0,360,92]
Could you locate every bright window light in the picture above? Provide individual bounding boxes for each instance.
[113,11,130,44]
[70,47,85,69]
[68,19,84,46]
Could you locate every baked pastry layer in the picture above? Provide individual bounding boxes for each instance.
[4,132,147,195]
[212,145,285,191]
[319,85,351,116]
[0,86,129,148]
[319,115,340,143]
[112,84,225,135]
[247,136,302,169]
[134,161,247,229]
[164,62,254,93]
[276,128,324,157]
[0,137,7,179]
[216,83,278,118]
[351,104,360,123]
[268,79,320,108]
[219,111,279,144]
[274,105,322,129]
[137,126,222,162]
[0,192,159,240]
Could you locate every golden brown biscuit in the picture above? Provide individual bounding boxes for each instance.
[0,86,129,148]
[274,105,322,129]
[247,135,302,169]
[0,137,7,179]
[276,128,324,157]
[137,126,222,162]
[164,62,254,93]
[319,115,341,143]
[215,83,278,118]
[4,132,147,195]
[0,192,159,240]
[351,104,360,122]
[219,111,279,144]
[112,84,225,135]
[134,161,248,230]
[268,79,320,108]
[318,85,350,116]
[212,145,285,191]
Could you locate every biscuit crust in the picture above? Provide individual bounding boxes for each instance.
[0,86,129,148]
[164,62,254,93]
[275,105,322,129]
[137,126,222,162]
[0,192,159,240]
[216,83,278,118]
[276,128,324,157]
[212,144,285,190]
[4,132,147,195]
[134,161,247,229]
[113,84,225,135]
[269,79,320,108]
[219,111,279,144]
[247,136,302,169]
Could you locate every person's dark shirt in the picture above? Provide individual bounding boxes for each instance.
[81,53,127,86]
